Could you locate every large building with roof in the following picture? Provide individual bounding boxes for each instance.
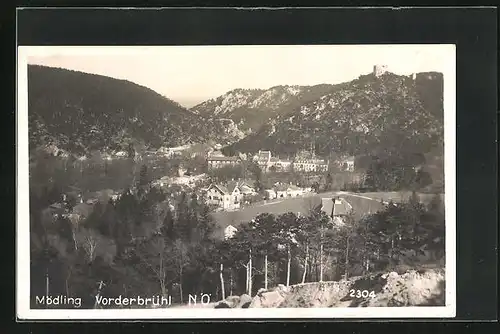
[253,150,327,173]
[204,181,243,211]
[207,151,242,169]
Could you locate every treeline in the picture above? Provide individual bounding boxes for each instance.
[29,149,203,195]
[217,192,445,298]
[342,152,437,193]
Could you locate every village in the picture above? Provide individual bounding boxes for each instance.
[41,144,359,240]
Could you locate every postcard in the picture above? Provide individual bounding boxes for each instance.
[16,44,456,319]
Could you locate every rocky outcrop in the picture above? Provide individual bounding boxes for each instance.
[213,268,445,308]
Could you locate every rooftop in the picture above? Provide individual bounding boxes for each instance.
[207,156,240,161]
[321,197,351,217]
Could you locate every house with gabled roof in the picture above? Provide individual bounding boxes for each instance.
[273,183,305,198]
[237,180,256,196]
[224,225,238,240]
[321,197,352,226]
[205,181,242,211]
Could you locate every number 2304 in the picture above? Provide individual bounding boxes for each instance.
[349,289,376,299]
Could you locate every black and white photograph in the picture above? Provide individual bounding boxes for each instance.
[17,44,456,319]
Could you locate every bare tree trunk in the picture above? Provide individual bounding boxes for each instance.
[179,265,184,304]
[245,264,249,295]
[160,280,167,297]
[220,263,225,300]
[230,270,233,296]
[45,271,49,309]
[248,248,253,296]
[94,280,104,309]
[65,269,71,296]
[264,254,268,290]
[286,245,291,286]
[344,236,350,280]
[302,244,309,284]
[72,229,78,251]
[319,243,324,282]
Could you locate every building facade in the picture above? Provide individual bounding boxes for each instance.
[224,225,238,240]
[253,150,328,173]
[207,152,241,169]
[205,182,242,211]
[292,159,329,173]
[321,197,352,226]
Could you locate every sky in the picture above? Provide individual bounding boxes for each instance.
[26,45,453,108]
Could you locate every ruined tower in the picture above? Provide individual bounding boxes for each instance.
[373,64,388,77]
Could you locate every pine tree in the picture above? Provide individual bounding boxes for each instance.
[161,208,176,241]
[364,162,377,191]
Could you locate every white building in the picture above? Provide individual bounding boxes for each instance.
[224,225,238,240]
[207,151,241,169]
[254,150,328,173]
[238,181,256,196]
[339,156,355,172]
[274,184,305,198]
[205,182,242,211]
[253,150,272,171]
[264,189,277,200]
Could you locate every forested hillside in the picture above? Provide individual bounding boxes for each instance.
[225,72,444,159]
[191,84,336,133]
[28,65,240,156]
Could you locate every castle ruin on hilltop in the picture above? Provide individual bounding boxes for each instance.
[373,64,389,77]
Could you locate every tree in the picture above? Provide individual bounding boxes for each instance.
[248,162,264,193]
[273,212,300,286]
[311,181,320,193]
[364,161,377,191]
[250,213,278,290]
[414,169,433,190]
[135,235,174,298]
[325,172,333,192]
[137,164,151,197]
[171,239,189,303]
[75,228,116,265]
[127,143,135,159]
[160,208,176,241]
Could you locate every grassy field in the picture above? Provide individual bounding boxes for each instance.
[345,191,444,206]
[211,195,323,238]
[210,191,445,239]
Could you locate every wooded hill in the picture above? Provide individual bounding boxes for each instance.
[28,65,241,156]
[224,72,444,159]
[191,84,337,133]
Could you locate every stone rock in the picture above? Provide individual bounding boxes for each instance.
[276,284,290,293]
[256,288,267,296]
[236,294,253,308]
[249,290,286,308]
[222,295,241,308]
[214,302,231,308]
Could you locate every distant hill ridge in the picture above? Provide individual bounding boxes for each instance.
[222,71,444,158]
[28,65,242,156]
[28,65,443,163]
[190,84,337,133]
